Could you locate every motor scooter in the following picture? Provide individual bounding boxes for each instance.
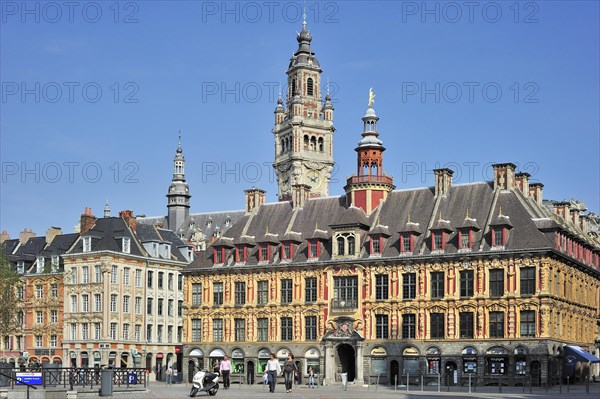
[189,370,219,397]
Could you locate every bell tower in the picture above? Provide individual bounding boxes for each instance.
[167,132,191,231]
[273,16,335,201]
[344,89,395,215]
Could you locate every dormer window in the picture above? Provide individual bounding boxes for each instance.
[259,244,270,262]
[371,237,381,254]
[225,219,231,227]
[122,237,131,254]
[492,228,505,247]
[213,247,225,265]
[207,219,213,227]
[431,232,445,251]
[334,233,357,257]
[51,256,59,273]
[17,261,25,274]
[235,245,248,263]
[308,240,320,259]
[36,256,45,273]
[460,230,471,249]
[281,242,293,260]
[82,236,91,252]
[400,233,414,253]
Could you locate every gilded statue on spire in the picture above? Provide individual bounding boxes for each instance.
[368,87,375,108]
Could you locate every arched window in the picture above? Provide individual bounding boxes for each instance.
[303,135,309,150]
[307,78,314,96]
[310,136,316,151]
[318,137,324,152]
[280,139,285,154]
[291,79,297,96]
[337,236,345,256]
[347,236,355,255]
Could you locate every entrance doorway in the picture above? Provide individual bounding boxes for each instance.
[390,360,399,386]
[445,361,457,386]
[247,361,255,385]
[188,360,196,383]
[336,344,356,382]
[530,361,541,386]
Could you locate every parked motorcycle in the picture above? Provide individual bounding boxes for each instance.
[189,370,219,397]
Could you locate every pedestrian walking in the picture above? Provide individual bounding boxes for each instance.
[266,353,281,393]
[166,365,173,384]
[283,353,297,393]
[219,355,232,389]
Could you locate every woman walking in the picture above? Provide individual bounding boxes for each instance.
[283,353,297,393]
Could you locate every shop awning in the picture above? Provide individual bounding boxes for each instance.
[565,346,600,363]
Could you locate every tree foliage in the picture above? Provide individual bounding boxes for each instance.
[0,245,23,340]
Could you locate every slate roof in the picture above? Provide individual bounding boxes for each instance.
[68,217,190,262]
[138,210,245,242]
[187,180,599,272]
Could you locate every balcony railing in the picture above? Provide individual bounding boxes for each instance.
[346,175,394,185]
[331,298,358,310]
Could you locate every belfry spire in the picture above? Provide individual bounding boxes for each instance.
[166,131,191,231]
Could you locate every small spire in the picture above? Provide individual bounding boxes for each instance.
[303,0,307,28]
[104,200,110,218]
[176,130,183,153]
[439,210,443,221]
[315,222,318,230]
[265,226,269,235]
[498,206,503,217]
[326,77,330,96]
[465,209,469,219]
[407,212,411,224]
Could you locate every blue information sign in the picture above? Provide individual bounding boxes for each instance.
[128,372,138,384]
[16,372,43,385]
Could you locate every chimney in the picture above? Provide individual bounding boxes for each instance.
[119,210,137,234]
[515,172,530,197]
[292,184,311,209]
[553,201,570,221]
[244,188,266,214]
[0,230,10,244]
[45,227,62,244]
[18,228,36,244]
[529,183,543,205]
[433,168,453,196]
[80,207,97,235]
[492,163,516,190]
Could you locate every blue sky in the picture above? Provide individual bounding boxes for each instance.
[1,1,599,238]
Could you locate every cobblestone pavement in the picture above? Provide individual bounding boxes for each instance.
[4,381,599,398]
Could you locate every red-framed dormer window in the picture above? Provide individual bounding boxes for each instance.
[431,232,445,250]
[370,236,382,255]
[492,227,505,247]
[259,244,270,261]
[213,247,225,265]
[459,230,473,250]
[235,245,248,263]
[400,233,414,253]
[308,240,320,259]
[281,242,294,260]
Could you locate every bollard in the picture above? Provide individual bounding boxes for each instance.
[406,373,409,392]
[375,373,379,390]
[567,376,570,392]
[394,374,397,391]
[499,374,503,393]
[530,374,532,393]
[421,374,423,392]
[438,374,440,392]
